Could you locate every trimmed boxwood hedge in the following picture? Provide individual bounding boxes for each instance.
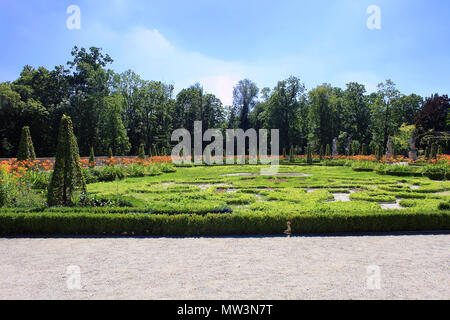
[0,210,449,236]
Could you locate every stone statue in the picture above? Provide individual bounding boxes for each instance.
[409,135,418,161]
[386,137,393,159]
[332,138,338,157]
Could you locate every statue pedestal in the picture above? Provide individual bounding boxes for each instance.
[409,150,418,161]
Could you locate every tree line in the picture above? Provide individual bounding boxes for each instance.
[0,46,448,158]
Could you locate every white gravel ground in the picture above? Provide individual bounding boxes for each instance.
[0,234,449,300]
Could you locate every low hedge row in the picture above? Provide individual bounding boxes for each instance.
[0,203,232,215]
[0,211,449,236]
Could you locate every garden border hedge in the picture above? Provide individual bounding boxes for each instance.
[0,210,449,236]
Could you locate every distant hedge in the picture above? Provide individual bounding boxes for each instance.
[0,211,449,236]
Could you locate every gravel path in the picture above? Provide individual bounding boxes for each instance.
[0,234,449,300]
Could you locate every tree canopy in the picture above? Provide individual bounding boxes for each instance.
[0,46,448,158]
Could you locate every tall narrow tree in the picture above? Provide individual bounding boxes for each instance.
[17,126,36,161]
[47,115,86,206]
[88,147,95,168]
[233,79,259,132]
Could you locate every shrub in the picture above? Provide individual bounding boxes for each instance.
[17,126,36,161]
[78,192,143,208]
[125,164,146,177]
[420,164,449,180]
[306,145,313,165]
[325,144,331,157]
[91,165,125,182]
[81,168,98,184]
[438,202,450,210]
[26,170,50,190]
[322,159,348,167]
[0,210,448,236]
[0,165,15,207]
[351,141,360,156]
[89,147,95,168]
[351,161,375,172]
[425,145,431,160]
[159,162,176,173]
[289,146,295,163]
[431,143,438,160]
[138,144,146,160]
[350,191,396,203]
[375,164,421,177]
[47,115,87,206]
[375,144,383,161]
[437,145,443,156]
[361,143,367,156]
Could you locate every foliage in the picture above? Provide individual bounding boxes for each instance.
[375,164,421,177]
[306,145,313,165]
[88,147,95,168]
[47,115,87,206]
[391,124,415,156]
[420,163,449,180]
[0,210,448,236]
[138,144,146,159]
[1,46,444,159]
[361,143,367,156]
[325,144,331,157]
[289,146,295,163]
[375,144,383,161]
[17,126,36,161]
[351,161,376,172]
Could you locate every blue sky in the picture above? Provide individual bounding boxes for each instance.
[0,0,449,105]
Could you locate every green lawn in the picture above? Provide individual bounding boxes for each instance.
[86,164,450,214]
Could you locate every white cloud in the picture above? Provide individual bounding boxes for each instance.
[110,27,246,105]
[87,26,385,105]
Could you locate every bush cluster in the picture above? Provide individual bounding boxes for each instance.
[0,210,448,236]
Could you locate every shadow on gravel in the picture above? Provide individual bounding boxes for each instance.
[2,230,449,240]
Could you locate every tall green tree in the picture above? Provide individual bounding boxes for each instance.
[308,84,341,152]
[66,46,114,156]
[233,79,259,132]
[369,80,401,152]
[17,126,36,161]
[97,94,130,156]
[342,83,371,145]
[47,115,86,207]
[265,76,306,151]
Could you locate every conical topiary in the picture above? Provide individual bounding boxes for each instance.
[431,143,438,160]
[319,145,324,161]
[108,147,113,159]
[437,144,443,156]
[325,144,331,157]
[375,144,382,161]
[138,144,146,159]
[307,145,313,165]
[47,115,86,207]
[17,126,36,161]
[289,146,295,163]
[361,143,367,156]
[88,147,95,168]
[425,144,431,160]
